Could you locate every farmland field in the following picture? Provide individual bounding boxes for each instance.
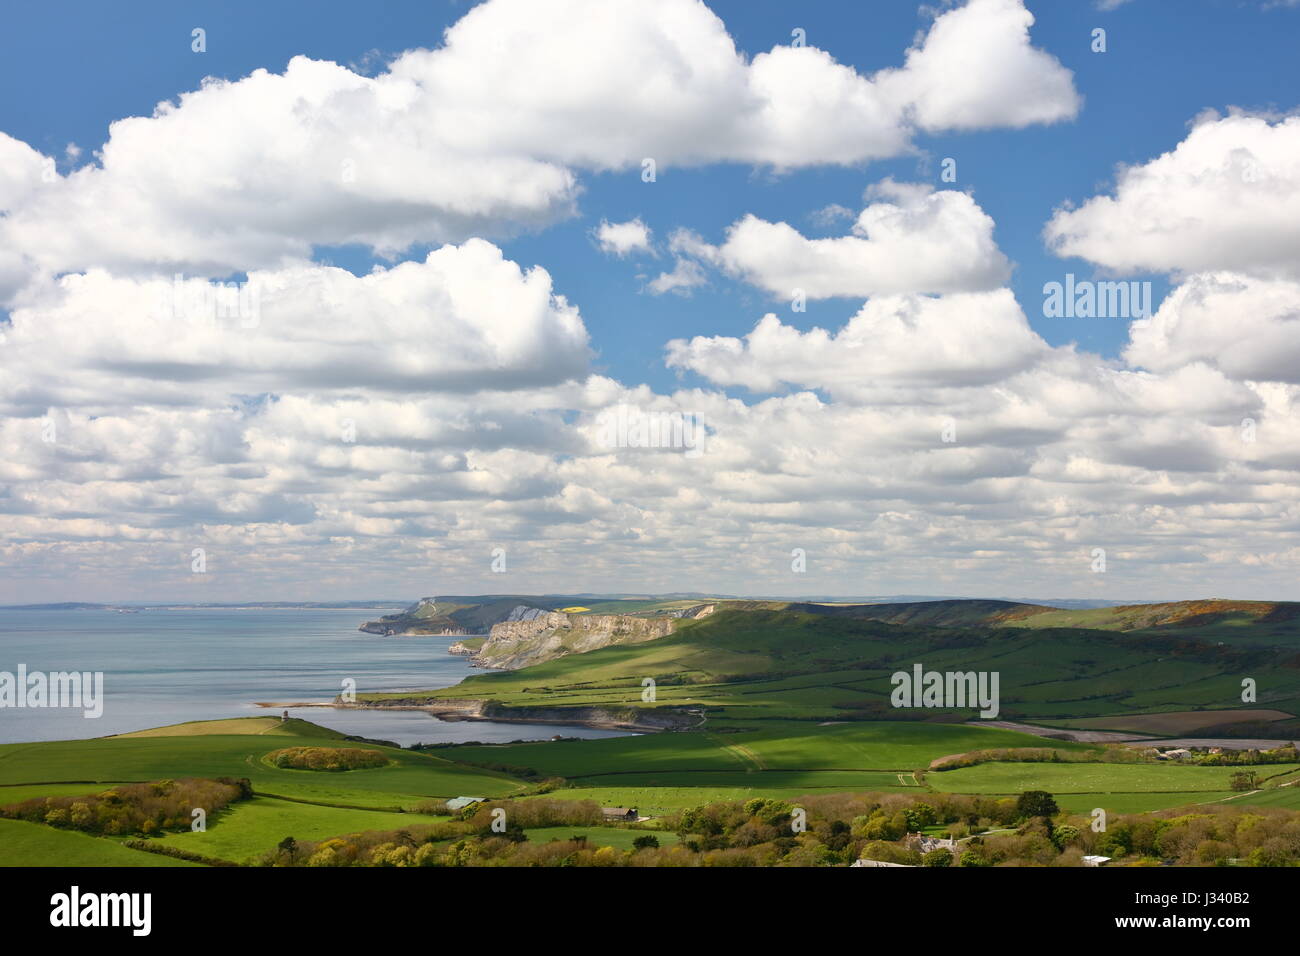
[0,719,524,809]
[449,721,1093,779]
[524,785,850,815]
[523,826,679,850]
[1038,710,1296,736]
[928,762,1300,795]
[149,795,422,863]
[0,818,199,868]
[1228,785,1300,810]
[1050,791,1238,815]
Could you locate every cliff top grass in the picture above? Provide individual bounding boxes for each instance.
[112,716,345,738]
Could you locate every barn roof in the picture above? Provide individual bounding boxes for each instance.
[446,796,486,810]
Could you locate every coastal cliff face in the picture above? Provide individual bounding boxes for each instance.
[471,604,714,670]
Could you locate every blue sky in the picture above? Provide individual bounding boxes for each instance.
[3,0,1300,602]
[4,0,1297,388]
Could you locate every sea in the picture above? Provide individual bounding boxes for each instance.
[0,607,630,747]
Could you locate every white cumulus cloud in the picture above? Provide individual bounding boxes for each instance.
[594,218,654,258]
[696,182,1011,299]
[1045,112,1300,280]
[0,0,1079,303]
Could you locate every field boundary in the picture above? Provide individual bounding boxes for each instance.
[254,791,411,813]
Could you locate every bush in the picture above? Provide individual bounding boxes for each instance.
[266,746,390,772]
[1,778,249,838]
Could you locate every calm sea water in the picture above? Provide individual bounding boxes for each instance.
[0,608,629,746]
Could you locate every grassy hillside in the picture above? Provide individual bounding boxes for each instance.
[449,721,1093,781]
[360,608,1300,728]
[737,597,1300,645]
[112,716,344,738]
[784,598,1053,627]
[11,598,1300,868]
[0,717,534,865]
[149,796,419,864]
[0,818,200,867]
[0,718,523,810]
[4,711,1298,866]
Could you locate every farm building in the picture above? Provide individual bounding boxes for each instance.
[1082,855,1111,867]
[1163,748,1193,760]
[446,796,486,811]
[601,807,639,821]
[851,859,915,867]
[909,834,957,853]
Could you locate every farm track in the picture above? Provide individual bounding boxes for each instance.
[255,791,409,813]
[708,735,768,771]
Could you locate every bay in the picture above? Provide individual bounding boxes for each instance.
[0,607,630,746]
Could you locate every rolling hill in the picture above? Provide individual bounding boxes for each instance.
[355,605,1300,738]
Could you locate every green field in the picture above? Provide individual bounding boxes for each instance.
[1,715,1290,865]
[524,785,848,815]
[150,795,422,863]
[450,721,1093,780]
[523,826,679,850]
[1228,785,1300,810]
[1051,791,1238,815]
[0,782,133,804]
[0,818,199,867]
[0,721,522,810]
[928,762,1300,795]
[0,719,529,866]
[112,716,341,738]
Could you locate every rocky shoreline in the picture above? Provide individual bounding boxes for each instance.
[357,621,474,637]
[329,696,697,733]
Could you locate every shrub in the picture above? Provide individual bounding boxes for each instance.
[266,746,390,772]
[1,778,249,838]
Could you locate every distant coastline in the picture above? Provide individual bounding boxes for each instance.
[0,601,408,612]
